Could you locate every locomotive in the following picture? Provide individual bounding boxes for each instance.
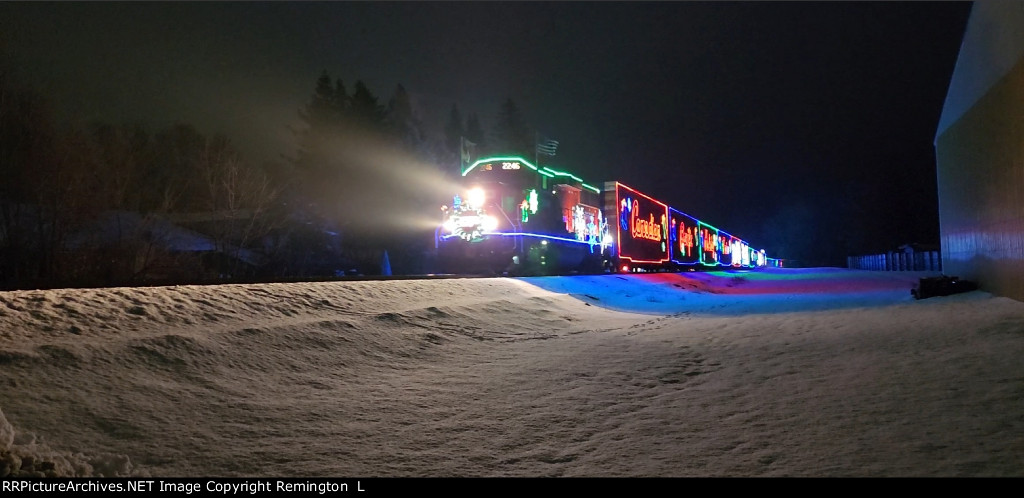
[434,156,780,275]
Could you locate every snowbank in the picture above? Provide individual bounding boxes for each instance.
[0,268,1020,476]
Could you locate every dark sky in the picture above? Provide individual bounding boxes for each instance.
[0,1,972,266]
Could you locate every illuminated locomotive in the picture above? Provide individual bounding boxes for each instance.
[435,156,780,275]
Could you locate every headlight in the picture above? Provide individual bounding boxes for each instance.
[467,187,486,208]
[482,215,499,231]
[442,219,456,233]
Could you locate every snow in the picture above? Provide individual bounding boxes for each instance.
[0,267,1022,477]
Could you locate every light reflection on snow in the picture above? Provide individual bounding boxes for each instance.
[518,267,946,315]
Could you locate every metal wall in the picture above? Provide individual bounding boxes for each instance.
[935,55,1024,301]
[848,250,941,272]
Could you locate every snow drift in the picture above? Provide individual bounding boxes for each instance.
[0,268,1021,477]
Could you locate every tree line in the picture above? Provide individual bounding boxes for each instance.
[0,69,542,289]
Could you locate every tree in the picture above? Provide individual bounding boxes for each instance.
[70,122,159,284]
[491,98,532,158]
[441,104,467,176]
[385,83,424,152]
[0,70,285,287]
[306,71,345,131]
[88,123,150,213]
[144,123,206,213]
[292,71,351,224]
[350,80,384,129]
[193,133,279,278]
[0,75,59,286]
[465,111,486,157]
[288,73,398,274]
[443,103,464,157]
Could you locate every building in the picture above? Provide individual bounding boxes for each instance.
[934,1,1024,301]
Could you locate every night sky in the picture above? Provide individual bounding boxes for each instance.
[0,2,972,266]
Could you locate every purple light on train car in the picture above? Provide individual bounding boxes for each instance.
[669,208,700,266]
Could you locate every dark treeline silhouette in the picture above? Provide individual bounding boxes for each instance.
[0,67,541,290]
[286,72,542,280]
[0,72,288,289]
[286,72,446,279]
[442,98,536,170]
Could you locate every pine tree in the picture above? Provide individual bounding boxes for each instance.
[465,112,486,152]
[292,71,351,223]
[441,104,465,175]
[310,71,341,127]
[491,98,532,158]
[385,84,423,152]
[350,80,384,130]
[332,77,350,117]
[443,103,464,157]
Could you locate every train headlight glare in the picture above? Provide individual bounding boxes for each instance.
[467,187,486,208]
[482,215,499,231]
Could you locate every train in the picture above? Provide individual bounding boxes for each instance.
[434,155,781,275]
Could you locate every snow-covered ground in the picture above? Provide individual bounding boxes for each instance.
[1,267,1022,477]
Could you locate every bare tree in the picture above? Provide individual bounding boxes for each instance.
[189,134,280,278]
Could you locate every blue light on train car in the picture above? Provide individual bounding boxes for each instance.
[442,155,775,274]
